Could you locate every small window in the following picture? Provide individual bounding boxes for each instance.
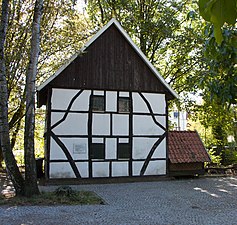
[91,96,105,112]
[118,97,130,113]
[118,143,131,159]
[90,143,105,159]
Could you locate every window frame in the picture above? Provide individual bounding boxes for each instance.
[117,142,131,160]
[118,97,130,113]
[90,143,105,160]
[91,95,105,112]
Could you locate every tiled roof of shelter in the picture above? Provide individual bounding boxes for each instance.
[168,131,211,163]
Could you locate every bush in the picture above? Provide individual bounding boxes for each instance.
[54,186,76,197]
[208,149,222,165]
[221,149,237,166]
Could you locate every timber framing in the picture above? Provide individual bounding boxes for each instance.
[37,19,178,180]
[46,89,168,178]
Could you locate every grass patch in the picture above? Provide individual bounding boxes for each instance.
[0,186,104,206]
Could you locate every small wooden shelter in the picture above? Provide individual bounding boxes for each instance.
[168,131,211,176]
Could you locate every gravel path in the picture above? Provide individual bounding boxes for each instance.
[1,177,237,225]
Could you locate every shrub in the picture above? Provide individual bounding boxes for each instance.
[208,149,222,165]
[221,149,237,166]
[54,186,76,197]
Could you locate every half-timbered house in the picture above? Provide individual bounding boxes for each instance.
[37,19,178,180]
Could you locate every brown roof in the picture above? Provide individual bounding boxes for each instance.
[37,19,177,107]
[168,131,211,163]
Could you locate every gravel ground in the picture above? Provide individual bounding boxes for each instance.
[1,177,237,225]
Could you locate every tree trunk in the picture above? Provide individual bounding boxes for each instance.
[24,0,43,197]
[0,145,3,169]
[0,0,25,195]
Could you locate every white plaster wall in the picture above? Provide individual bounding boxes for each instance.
[49,89,167,179]
[50,138,67,160]
[132,92,166,114]
[51,112,64,127]
[119,92,129,97]
[132,160,168,176]
[112,162,129,176]
[133,138,158,159]
[52,89,90,111]
[155,116,166,128]
[152,138,166,158]
[143,93,166,114]
[92,114,110,135]
[92,162,109,177]
[106,91,117,112]
[70,90,90,111]
[144,160,166,175]
[94,90,104,95]
[119,138,129,143]
[50,162,88,179]
[52,113,88,135]
[132,161,144,176]
[133,115,164,135]
[50,162,75,178]
[106,138,117,159]
[51,88,79,110]
[113,114,129,135]
[132,93,149,113]
[60,138,88,160]
[76,162,89,178]
[92,137,103,143]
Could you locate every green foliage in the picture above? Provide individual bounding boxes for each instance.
[207,144,237,166]
[201,26,237,105]
[87,0,206,96]
[208,149,222,165]
[192,23,237,148]
[188,115,213,147]
[193,100,235,147]
[34,109,45,158]
[221,148,237,166]
[1,0,91,166]
[198,0,237,44]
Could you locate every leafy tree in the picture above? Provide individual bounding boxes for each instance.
[0,0,25,195]
[202,26,237,106]
[182,1,237,149]
[0,0,90,168]
[195,25,237,146]
[0,0,44,196]
[87,0,206,95]
[198,0,237,44]
[194,100,233,147]
[0,0,90,195]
